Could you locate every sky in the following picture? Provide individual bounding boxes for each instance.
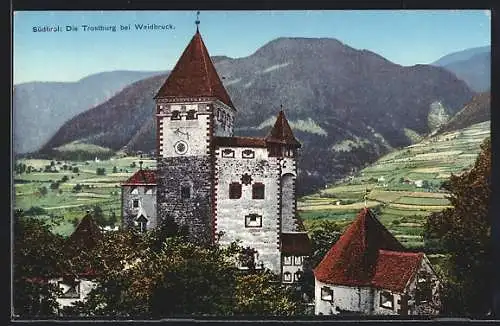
[13,10,491,84]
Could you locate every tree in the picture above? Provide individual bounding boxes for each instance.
[72,184,82,193]
[39,186,48,196]
[93,206,106,226]
[424,137,491,316]
[96,168,106,176]
[13,215,65,317]
[112,166,118,173]
[72,167,79,173]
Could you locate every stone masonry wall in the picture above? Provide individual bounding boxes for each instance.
[157,157,213,245]
[215,146,281,273]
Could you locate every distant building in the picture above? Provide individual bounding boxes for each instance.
[414,180,423,188]
[314,208,440,316]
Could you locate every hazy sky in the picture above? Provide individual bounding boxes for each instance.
[13,10,491,84]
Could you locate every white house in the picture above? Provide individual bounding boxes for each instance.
[314,208,440,316]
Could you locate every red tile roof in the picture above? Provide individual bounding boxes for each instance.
[314,208,412,289]
[281,232,312,256]
[122,169,156,185]
[214,136,267,148]
[154,31,235,109]
[372,250,424,292]
[266,110,301,148]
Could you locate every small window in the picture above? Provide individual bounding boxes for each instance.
[321,286,333,302]
[252,183,265,199]
[171,110,181,120]
[416,274,433,304]
[242,149,255,159]
[294,271,303,282]
[186,110,197,120]
[145,187,154,195]
[180,105,187,112]
[283,256,292,266]
[283,272,292,282]
[245,214,262,228]
[380,291,394,309]
[131,187,139,195]
[229,182,242,199]
[137,215,148,233]
[58,280,81,299]
[222,149,235,158]
[133,199,139,208]
[181,185,191,199]
[294,256,302,266]
[217,109,222,121]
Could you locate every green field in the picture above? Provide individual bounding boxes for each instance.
[14,155,155,236]
[299,121,490,249]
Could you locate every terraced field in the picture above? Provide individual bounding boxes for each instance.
[299,121,490,249]
[14,155,155,236]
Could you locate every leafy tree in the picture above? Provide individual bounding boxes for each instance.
[72,184,82,193]
[92,206,106,226]
[96,168,106,176]
[13,215,65,317]
[50,182,60,190]
[72,167,79,173]
[307,220,342,269]
[112,166,118,173]
[130,162,136,168]
[423,138,491,316]
[61,175,69,183]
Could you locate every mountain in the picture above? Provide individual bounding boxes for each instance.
[13,70,166,154]
[431,46,490,92]
[431,46,489,67]
[39,37,475,194]
[436,92,490,135]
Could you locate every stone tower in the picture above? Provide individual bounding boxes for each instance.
[154,28,236,245]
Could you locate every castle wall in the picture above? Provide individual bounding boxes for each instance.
[122,185,157,230]
[212,100,235,137]
[157,157,213,245]
[214,146,281,273]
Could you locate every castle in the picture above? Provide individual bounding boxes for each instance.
[121,26,311,280]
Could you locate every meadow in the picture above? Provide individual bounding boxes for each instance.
[299,121,490,249]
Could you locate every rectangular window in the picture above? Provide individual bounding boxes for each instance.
[416,276,433,304]
[132,199,139,208]
[245,214,262,228]
[294,256,302,266]
[252,183,265,199]
[242,149,255,159]
[186,110,197,120]
[229,182,242,199]
[294,271,303,282]
[171,110,181,120]
[181,185,191,199]
[283,256,292,266]
[283,272,292,282]
[380,291,394,309]
[222,149,235,158]
[321,287,333,302]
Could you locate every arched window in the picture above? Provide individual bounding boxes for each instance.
[294,271,303,282]
[137,215,148,233]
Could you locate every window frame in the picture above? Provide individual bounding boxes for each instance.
[252,182,265,199]
[132,199,140,208]
[283,272,292,282]
[130,187,139,195]
[294,271,303,282]
[242,149,255,159]
[321,286,333,302]
[245,213,262,228]
[294,256,302,266]
[229,182,242,199]
[283,255,292,266]
[222,149,235,158]
[380,291,394,310]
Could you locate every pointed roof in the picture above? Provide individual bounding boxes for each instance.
[266,110,301,148]
[66,213,103,253]
[122,169,156,186]
[313,208,406,288]
[154,31,235,109]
